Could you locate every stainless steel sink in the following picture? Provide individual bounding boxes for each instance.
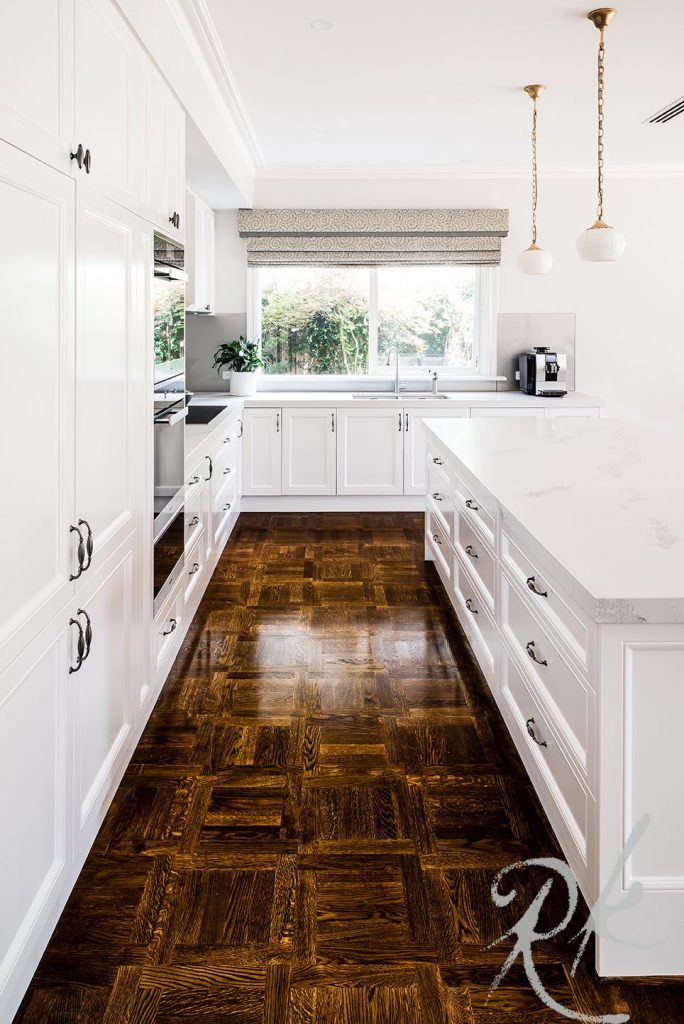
[351,392,449,400]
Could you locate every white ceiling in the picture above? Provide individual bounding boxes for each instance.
[202,0,684,172]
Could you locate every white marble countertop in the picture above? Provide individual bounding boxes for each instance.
[189,389,603,410]
[424,416,684,624]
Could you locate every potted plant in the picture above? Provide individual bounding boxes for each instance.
[212,336,266,396]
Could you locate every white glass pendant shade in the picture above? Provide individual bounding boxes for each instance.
[576,219,626,262]
[517,243,553,275]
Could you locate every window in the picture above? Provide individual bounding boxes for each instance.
[253,265,495,376]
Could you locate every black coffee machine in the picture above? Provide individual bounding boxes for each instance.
[518,347,567,397]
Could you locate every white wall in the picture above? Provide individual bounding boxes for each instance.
[248,173,684,428]
[186,210,247,391]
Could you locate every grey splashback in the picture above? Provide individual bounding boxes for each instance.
[496,313,575,391]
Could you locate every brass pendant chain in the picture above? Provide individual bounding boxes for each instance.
[531,97,538,245]
[596,28,606,222]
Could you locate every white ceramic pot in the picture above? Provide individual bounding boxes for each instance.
[229,370,259,396]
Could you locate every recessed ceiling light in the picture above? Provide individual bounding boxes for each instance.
[310,18,334,30]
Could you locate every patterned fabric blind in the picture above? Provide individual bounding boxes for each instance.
[237,208,509,267]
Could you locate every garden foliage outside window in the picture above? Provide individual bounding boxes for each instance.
[257,265,482,376]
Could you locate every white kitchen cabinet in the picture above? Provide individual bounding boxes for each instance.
[73,0,142,211]
[242,408,282,496]
[164,93,185,239]
[0,0,74,174]
[70,540,136,852]
[75,185,145,575]
[0,612,71,1018]
[403,408,470,495]
[0,142,76,676]
[282,408,336,495]
[336,407,404,495]
[140,64,185,237]
[185,189,215,312]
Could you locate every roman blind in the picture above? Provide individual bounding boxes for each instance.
[237,208,509,267]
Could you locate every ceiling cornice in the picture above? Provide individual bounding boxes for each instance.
[255,164,684,181]
[175,0,265,169]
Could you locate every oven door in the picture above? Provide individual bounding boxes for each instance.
[153,495,185,616]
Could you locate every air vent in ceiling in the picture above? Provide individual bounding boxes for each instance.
[645,97,684,124]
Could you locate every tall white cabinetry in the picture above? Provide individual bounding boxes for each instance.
[0,2,185,1019]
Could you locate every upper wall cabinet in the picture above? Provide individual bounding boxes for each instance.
[141,63,185,238]
[0,0,75,174]
[185,189,215,313]
[0,0,185,232]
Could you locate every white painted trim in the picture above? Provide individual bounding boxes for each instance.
[254,164,684,181]
[242,495,426,512]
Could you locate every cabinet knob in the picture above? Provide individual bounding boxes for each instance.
[205,304,211,311]
[70,143,85,170]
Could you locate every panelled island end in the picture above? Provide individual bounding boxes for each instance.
[423,415,684,978]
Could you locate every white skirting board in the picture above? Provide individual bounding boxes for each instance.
[241,496,426,513]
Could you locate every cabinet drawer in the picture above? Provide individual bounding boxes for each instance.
[454,511,495,610]
[453,554,497,683]
[154,580,183,671]
[501,530,591,671]
[427,468,456,541]
[213,474,239,548]
[426,510,451,587]
[184,486,203,551]
[184,529,206,606]
[501,572,593,777]
[452,474,496,546]
[499,649,594,874]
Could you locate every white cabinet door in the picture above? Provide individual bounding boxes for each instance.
[336,408,404,495]
[0,614,71,1024]
[185,190,215,313]
[75,187,144,575]
[404,408,470,495]
[471,407,545,418]
[282,408,336,495]
[71,540,136,851]
[0,0,74,173]
[0,143,76,675]
[242,409,282,496]
[74,0,142,209]
[165,93,185,240]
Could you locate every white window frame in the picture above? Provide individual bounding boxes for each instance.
[247,265,500,381]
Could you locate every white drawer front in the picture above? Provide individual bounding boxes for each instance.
[453,554,497,683]
[501,530,591,671]
[499,649,593,874]
[454,511,495,609]
[184,529,206,605]
[155,582,183,671]
[453,474,495,547]
[427,468,456,541]
[426,511,452,587]
[501,573,593,778]
[184,485,203,551]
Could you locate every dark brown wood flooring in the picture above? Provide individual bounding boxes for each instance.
[14,513,684,1023]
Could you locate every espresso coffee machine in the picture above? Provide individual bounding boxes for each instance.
[518,347,567,396]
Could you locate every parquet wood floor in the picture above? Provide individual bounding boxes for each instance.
[13,514,684,1023]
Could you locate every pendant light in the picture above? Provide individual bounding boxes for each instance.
[576,8,626,261]
[518,84,553,275]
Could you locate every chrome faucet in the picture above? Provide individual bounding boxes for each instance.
[431,370,439,396]
[386,346,401,397]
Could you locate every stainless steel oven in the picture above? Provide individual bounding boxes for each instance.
[153,234,188,615]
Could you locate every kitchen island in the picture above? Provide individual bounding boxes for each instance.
[423,416,684,978]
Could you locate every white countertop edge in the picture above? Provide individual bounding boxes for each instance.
[187,390,603,410]
[423,420,684,625]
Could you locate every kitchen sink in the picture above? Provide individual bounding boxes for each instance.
[351,392,449,400]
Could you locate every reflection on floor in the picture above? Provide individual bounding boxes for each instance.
[14,514,684,1022]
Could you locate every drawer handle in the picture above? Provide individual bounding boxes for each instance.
[189,562,200,576]
[432,456,444,465]
[68,616,86,673]
[223,502,232,511]
[161,618,177,636]
[526,640,548,666]
[465,597,478,615]
[526,717,548,748]
[188,475,200,485]
[465,498,480,512]
[432,533,442,545]
[464,544,478,559]
[189,515,200,527]
[526,575,549,598]
[224,435,232,444]
[205,455,213,480]
[223,466,232,475]
[432,492,443,501]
